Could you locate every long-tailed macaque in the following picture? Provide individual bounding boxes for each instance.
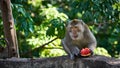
[61,19,97,59]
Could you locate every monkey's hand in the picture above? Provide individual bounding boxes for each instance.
[69,46,80,59]
[69,54,75,60]
[72,46,80,56]
[80,48,93,57]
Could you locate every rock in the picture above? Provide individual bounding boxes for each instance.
[0,55,120,68]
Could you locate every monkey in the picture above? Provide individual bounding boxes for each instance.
[61,19,97,59]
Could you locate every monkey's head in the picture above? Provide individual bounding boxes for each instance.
[67,19,85,41]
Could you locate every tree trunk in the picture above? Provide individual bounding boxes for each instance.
[0,0,19,58]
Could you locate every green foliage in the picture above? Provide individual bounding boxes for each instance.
[112,2,120,11]
[41,48,66,57]
[39,6,68,38]
[25,25,66,57]
[46,18,66,38]
[94,47,111,57]
[0,21,5,47]
[12,3,34,36]
[0,0,120,58]
[61,0,119,23]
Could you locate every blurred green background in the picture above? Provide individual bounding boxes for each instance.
[0,0,120,58]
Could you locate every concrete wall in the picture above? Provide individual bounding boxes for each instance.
[0,55,120,68]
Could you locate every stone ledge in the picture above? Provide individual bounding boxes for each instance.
[0,55,120,68]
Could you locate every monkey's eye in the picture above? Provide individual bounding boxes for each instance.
[77,28,81,32]
[74,26,78,29]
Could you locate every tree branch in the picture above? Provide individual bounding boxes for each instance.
[21,37,58,56]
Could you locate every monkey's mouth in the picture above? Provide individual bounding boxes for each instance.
[73,35,78,38]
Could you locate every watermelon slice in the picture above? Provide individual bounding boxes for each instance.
[80,48,91,56]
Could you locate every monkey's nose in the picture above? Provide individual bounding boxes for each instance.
[73,31,77,34]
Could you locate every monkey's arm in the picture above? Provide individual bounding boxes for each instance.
[61,40,71,54]
[61,40,80,59]
[88,42,96,51]
[85,27,97,55]
[87,37,97,56]
[88,32,97,51]
[61,40,74,59]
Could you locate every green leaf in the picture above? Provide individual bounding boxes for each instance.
[46,26,55,36]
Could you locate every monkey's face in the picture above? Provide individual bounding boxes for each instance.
[67,23,84,40]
